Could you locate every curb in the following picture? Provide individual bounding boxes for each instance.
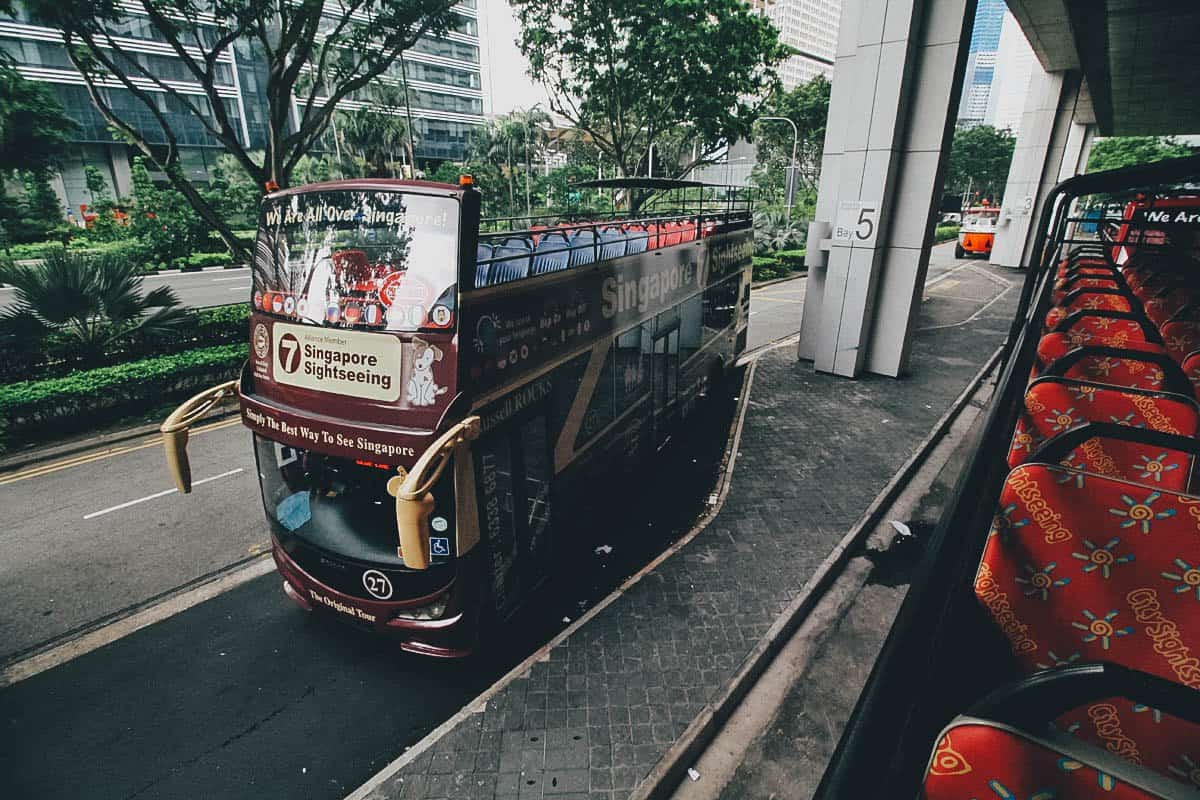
[750,271,806,290]
[0,407,241,475]
[628,344,1004,800]
[347,363,759,800]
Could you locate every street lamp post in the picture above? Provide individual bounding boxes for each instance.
[757,116,799,214]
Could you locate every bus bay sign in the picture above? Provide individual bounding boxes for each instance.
[833,200,881,246]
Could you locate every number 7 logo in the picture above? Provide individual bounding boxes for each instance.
[278,332,302,373]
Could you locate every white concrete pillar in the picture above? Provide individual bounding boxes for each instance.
[799,0,978,378]
[991,69,1093,269]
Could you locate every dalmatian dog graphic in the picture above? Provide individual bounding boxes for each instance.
[407,338,448,407]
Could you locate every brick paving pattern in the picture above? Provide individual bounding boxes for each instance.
[366,267,1018,800]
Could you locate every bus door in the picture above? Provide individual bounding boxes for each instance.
[474,409,553,619]
[651,317,680,449]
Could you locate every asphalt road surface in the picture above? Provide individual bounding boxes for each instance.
[0,241,996,799]
[744,241,973,351]
[0,266,251,311]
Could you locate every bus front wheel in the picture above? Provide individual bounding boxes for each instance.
[954,243,966,259]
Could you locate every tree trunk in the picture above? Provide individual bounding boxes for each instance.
[163,167,251,262]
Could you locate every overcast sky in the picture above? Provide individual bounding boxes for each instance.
[480,0,553,116]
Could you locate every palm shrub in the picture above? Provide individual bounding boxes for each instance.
[0,249,186,366]
[753,207,806,255]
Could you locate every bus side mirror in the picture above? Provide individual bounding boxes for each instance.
[160,380,240,493]
[387,416,481,570]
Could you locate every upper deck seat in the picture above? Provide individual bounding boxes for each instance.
[1159,321,1200,364]
[975,463,1200,783]
[1032,335,1193,396]
[680,221,697,242]
[491,237,532,284]
[1008,378,1199,491]
[1045,290,1134,331]
[663,222,683,247]
[1053,276,1122,305]
[1144,287,1198,327]
[645,223,660,250]
[568,229,597,267]
[475,243,493,288]
[922,714,1196,799]
[1182,350,1200,397]
[599,227,627,261]
[532,232,570,275]
[623,224,648,254]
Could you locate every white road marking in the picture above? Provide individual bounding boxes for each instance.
[0,554,275,688]
[227,285,251,292]
[82,468,244,519]
[211,276,248,282]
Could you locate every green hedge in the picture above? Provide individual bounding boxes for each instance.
[752,248,806,283]
[3,239,149,263]
[170,251,239,271]
[935,224,961,243]
[0,343,246,453]
[0,303,249,383]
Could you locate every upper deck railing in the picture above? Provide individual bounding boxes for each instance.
[471,180,754,290]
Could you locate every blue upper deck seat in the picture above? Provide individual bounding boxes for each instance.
[599,227,627,261]
[491,237,532,284]
[475,243,493,287]
[623,224,648,254]
[568,229,598,267]
[532,232,571,275]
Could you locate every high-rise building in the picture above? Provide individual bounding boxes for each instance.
[751,0,840,90]
[983,11,1038,137]
[0,2,486,213]
[956,0,1005,126]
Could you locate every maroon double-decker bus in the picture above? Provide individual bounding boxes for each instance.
[161,176,754,657]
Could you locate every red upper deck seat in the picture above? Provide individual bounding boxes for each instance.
[1008,379,1198,491]
[975,464,1200,782]
[1046,291,1134,331]
[922,717,1192,800]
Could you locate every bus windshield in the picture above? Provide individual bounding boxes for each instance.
[962,213,997,231]
[253,189,460,331]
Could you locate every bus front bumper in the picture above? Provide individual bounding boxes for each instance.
[271,538,481,658]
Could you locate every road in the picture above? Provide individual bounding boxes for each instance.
[2,242,964,316]
[744,240,970,351]
[0,266,251,311]
[0,241,995,799]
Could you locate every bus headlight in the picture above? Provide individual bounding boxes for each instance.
[393,595,449,621]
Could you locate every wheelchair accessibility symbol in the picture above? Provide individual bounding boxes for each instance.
[430,537,450,557]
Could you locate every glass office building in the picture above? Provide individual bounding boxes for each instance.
[750,0,840,90]
[0,2,485,213]
[957,0,1005,127]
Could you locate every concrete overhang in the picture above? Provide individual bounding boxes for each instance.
[1005,0,1200,135]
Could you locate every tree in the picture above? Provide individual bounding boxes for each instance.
[469,108,551,219]
[336,84,418,178]
[512,0,785,209]
[0,249,186,364]
[25,0,459,259]
[1087,136,1195,173]
[0,63,76,176]
[753,75,830,208]
[944,125,1016,205]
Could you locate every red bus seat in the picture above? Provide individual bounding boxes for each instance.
[922,718,1189,799]
[1008,379,1198,491]
[975,464,1200,781]
[1160,321,1200,364]
[1035,336,1176,392]
[1046,291,1134,331]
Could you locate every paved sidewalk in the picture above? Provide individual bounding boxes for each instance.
[359,264,1017,800]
